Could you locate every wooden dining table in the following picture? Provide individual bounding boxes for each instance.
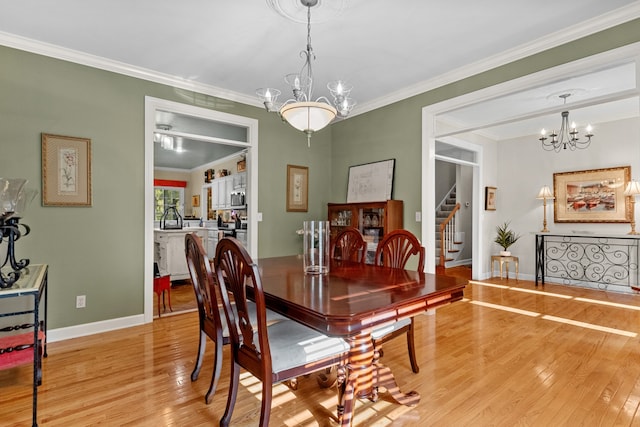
[254,255,466,426]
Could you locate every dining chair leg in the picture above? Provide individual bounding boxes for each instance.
[205,339,224,404]
[220,360,240,427]
[191,330,206,381]
[407,319,419,373]
[259,379,273,427]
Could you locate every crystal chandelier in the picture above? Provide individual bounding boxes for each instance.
[257,0,355,146]
[539,93,593,152]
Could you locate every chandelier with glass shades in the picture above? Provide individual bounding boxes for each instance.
[539,93,593,152]
[256,0,355,146]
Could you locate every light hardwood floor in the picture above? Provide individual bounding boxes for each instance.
[3,274,640,426]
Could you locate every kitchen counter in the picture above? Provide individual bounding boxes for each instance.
[154,228,208,280]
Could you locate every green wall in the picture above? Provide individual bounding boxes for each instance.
[1,18,639,331]
[0,45,331,329]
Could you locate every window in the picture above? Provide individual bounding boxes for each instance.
[154,187,184,220]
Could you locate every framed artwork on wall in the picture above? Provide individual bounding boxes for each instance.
[485,186,497,210]
[286,164,308,212]
[41,133,92,207]
[553,166,631,223]
[347,159,395,203]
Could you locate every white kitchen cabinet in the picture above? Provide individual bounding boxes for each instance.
[206,172,247,210]
[155,229,207,281]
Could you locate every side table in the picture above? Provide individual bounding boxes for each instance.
[491,255,518,280]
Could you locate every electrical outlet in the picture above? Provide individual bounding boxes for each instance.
[76,295,86,308]
[415,211,422,222]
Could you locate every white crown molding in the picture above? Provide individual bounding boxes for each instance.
[1,3,639,118]
[353,2,640,117]
[0,31,264,109]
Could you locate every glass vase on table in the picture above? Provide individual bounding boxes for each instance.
[303,220,330,274]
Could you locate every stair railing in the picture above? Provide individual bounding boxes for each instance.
[439,202,461,269]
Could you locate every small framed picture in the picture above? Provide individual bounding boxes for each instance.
[485,186,497,211]
[192,194,200,207]
[41,133,92,206]
[286,164,308,212]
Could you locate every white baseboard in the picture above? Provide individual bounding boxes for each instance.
[46,314,146,343]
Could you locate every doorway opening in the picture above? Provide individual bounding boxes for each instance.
[144,96,258,323]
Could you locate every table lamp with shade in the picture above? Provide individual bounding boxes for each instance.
[536,186,555,232]
[624,180,640,235]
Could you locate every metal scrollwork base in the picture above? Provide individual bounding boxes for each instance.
[536,234,640,293]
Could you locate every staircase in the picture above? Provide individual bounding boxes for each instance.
[436,185,464,269]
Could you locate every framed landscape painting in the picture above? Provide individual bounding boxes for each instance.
[553,166,630,223]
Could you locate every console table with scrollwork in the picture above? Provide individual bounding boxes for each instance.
[535,233,640,293]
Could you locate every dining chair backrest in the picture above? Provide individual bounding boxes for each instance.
[375,229,425,272]
[331,227,366,263]
[185,233,224,341]
[215,237,273,378]
[184,232,230,403]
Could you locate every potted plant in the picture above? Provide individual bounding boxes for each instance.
[494,221,520,256]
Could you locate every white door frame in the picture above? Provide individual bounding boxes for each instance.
[421,43,640,279]
[144,96,258,323]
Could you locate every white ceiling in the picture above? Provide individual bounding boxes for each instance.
[2,0,639,168]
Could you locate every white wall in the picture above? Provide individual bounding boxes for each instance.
[495,116,640,279]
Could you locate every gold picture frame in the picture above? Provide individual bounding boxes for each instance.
[192,194,200,207]
[286,164,308,212]
[553,166,631,223]
[485,186,497,210]
[41,133,92,206]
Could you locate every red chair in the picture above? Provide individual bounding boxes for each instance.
[373,229,425,373]
[153,262,172,317]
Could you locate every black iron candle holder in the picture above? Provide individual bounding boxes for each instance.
[0,216,30,289]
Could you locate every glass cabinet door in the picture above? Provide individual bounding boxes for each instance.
[359,207,384,264]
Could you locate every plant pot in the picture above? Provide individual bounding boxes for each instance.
[500,250,511,257]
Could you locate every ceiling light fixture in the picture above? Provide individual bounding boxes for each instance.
[155,124,176,151]
[257,0,355,146]
[539,93,593,152]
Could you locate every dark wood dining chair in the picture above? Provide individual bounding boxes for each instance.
[185,233,287,404]
[184,232,229,404]
[215,237,350,427]
[373,229,425,373]
[331,227,366,262]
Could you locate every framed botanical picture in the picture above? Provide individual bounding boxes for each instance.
[192,194,200,207]
[553,166,631,223]
[286,164,308,212]
[485,186,497,210]
[41,133,92,206]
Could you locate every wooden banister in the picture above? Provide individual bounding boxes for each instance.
[439,203,461,269]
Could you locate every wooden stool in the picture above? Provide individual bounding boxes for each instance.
[491,255,519,280]
[153,275,172,316]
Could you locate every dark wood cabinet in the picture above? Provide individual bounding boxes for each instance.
[328,200,403,263]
